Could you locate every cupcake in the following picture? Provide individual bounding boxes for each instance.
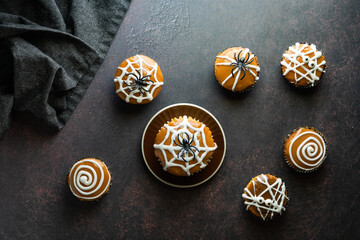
[153,116,217,176]
[214,47,260,92]
[283,127,327,172]
[68,158,112,201]
[242,174,289,220]
[114,55,164,104]
[281,42,326,87]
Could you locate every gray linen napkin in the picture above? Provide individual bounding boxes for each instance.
[0,0,131,138]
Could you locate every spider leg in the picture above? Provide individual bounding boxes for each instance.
[184,132,190,142]
[189,134,194,145]
[237,50,243,62]
[191,145,199,153]
[240,66,246,80]
[173,139,182,147]
[246,58,254,65]
[143,78,154,84]
[233,52,237,62]
[177,134,182,146]
[244,52,250,62]
[231,66,238,78]
[125,72,137,78]
[188,148,197,161]
[135,69,142,78]
[177,148,183,158]
[181,155,188,163]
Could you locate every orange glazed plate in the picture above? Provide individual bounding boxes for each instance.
[142,103,226,188]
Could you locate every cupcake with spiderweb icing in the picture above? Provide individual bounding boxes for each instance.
[153,116,217,176]
[281,42,326,88]
[283,127,327,172]
[214,47,260,92]
[114,55,164,104]
[242,174,289,220]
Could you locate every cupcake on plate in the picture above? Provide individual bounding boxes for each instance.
[114,55,164,104]
[153,116,217,176]
[214,47,260,92]
[281,42,326,87]
[283,127,327,173]
[68,158,111,201]
[242,174,289,220]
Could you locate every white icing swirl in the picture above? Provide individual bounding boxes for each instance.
[242,174,288,220]
[288,131,326,171]
[281,42,326,86]
[153,116,217,176]
[114,55,163,103]
[216,48,260,91]
[69,159,111,200]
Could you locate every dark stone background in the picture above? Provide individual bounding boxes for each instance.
[0,0,359,239]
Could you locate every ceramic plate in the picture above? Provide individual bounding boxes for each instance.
[141,103,226,188]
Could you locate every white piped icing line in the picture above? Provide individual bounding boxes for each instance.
[288,131,326,171]
[153,116,218,176]
[69,159,111,200]
[242,174,288,220]
[114,55,163,103]
[216,48,260,91]
[281,42,326,86]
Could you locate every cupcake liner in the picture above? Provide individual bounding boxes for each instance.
[214,47,260,93]
[67,158,112,202]
[280,42,326,89]
[242,174,289,221]
[283,127,327,173]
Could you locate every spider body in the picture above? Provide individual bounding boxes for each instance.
[124,69,154,94]
[229,50,254,79]
[173,132,199,162]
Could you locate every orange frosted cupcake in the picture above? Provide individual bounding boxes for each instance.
[242,174,289,220]
[281,42,326,87]
[153,116,217,176]
[283,127,327,172]
[68,158,111,201]
[214,47,260,92]
[114,55,164,104]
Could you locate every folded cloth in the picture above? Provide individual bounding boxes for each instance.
[0,0,131,138]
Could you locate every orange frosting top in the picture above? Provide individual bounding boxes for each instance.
[214,47,260,92]
[154,116,217,176]
[281,43,326,87]
[68,158,111,201]
[114,55,163,104]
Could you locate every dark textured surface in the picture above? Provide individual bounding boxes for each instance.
[0,0,359,239]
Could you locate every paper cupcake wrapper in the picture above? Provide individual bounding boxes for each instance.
[214,46,260,93]
[282,126,327,173]
[280,42,326,89]
[67,158,112,202]
[242,174,289,221]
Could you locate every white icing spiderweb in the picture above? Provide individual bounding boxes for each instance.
[281,42,326,86]
[114,55,163,103]
[153,116,218,176]
[216,48,260,91]
[242,174,288,220]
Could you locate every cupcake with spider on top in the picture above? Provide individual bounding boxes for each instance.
[153,116,217,176]
[281,42,326,88]
[114,55,164,104]
[214,47,260,92]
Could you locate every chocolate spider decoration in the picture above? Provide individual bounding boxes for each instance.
[124,69,153,94]
[173,132,199,162]
[229,50,254,79]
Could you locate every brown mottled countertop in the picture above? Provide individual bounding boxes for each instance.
[1,0,359,239]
